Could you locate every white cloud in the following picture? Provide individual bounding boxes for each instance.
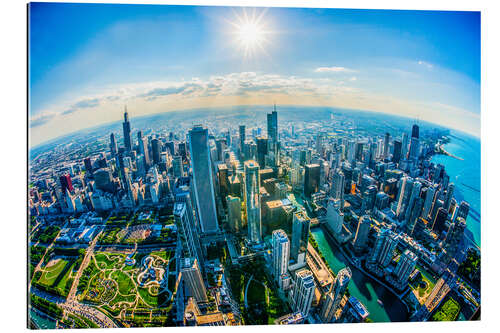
[417,60,433,69]
[314,66,355,73]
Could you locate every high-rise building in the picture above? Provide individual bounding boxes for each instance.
[383,132,390,159]
[226,195,242,233]
[110,132,118,157]
[404,181,422,225]
[392,140,402,163]
[422,185,437,219]
[189,126,219,233]
[369,228,398,267]
[411,124,419,139]
[122,107,132,152]
[304,164,320,198]
[326,199,344,235]
[432,207,449,234]
[444,183,455,211]
[93,168,114,192]
[244,160,262,243]
[401,132,409,160]
[59,174,73,194]
[139,135,150,168]
[454,201,470,222]
[181,258,208,303]
[331,171,345,208]
[84,157,93,174]
[151,138,162,165]
[272,229,290,289]
[174,199,203,268]
[173,155,183,178]
[239,125,246,159]
[406,197,424,236]
[291,269,316,316]
[445,217,467,255]
[319,267,352,323]
[267,105,278,144]
[393,250,418,285]
[353,215,371,252]
[290,211,310,265]
[256,136,268,168]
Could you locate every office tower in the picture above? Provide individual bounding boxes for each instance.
[455,201,470,221]
[151,138,162,165]
[239,125,246,159]
[406,197,424,236]
[408,125,420,159]
[226,195,242,233]
[189,126,219,233]
[353,215,371,252]
[375,192,390,210]
[432,207,449,234]
[138,134,150,168]
[395,177,409,217]
[110,132,118,157]
[304,164,320,198]
[165,141,175,156]
[393,250,418,285]
[422,185,437,219]
[256,136,268,168]
[84,157,92,174]
[174,199,203,268]
[291,269,316,316]
[383,132,390,159]
[291,211,311,265]
[355,142,364,162]
[93,168,113,192]
[347,140,355,163]
[178,141,187,160]
[122,107,132,152]
[369,228,398,267]
[244,160,262,243]
[181,258,208,303]
[272,229,290,289]
[392,140,402,163]
[215,138,226,161]
[173,155,183,178]
[444,183,455,211]
[411,124,419,139]
[267,105,278,144]
[326,199,344,235]
[401,132,409,159]
[320,267,352,323]
[331,171,345,208]
[59,174,73,194]
[445,217,467,255]
[404,181,422,224]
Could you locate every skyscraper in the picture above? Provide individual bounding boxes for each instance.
[393,250,418,285]
[291,211,310,265]
[353,215,371,252]
[326,198,344,235]
[319,267,352,323]
[369,228,398,267]
[455,201,470,221]
[383,132,390,159]
[411,124,419,139]
[138,135,150,168]
[432,207,448,234]
[110,132,118,157]
[267,105,278,144]
[122,107,132,152]
[181,258,208,303]
[226,195,242,233]
[304,164,320,198]
[291,269,316,316]
[272,229,290,289]
[174,197,203,269]
[401,132,409,159]
[151,138,162,165]
[244,160,262,243]
[59,174,73,194]
[392,140,402,163]
[189,125,219,233]
[239,125,246,159]
[256,136,268,168]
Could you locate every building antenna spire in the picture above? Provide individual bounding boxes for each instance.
[273,101,276,112]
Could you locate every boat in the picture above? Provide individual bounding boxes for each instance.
[377,299,384,307]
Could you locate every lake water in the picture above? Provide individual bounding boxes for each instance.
[430,131,481,247]
[311,227,408,322]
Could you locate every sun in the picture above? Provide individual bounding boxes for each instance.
[228,8,272,59]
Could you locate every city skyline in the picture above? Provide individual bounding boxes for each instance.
[29,3,480,146]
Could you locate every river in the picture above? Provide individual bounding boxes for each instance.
[310,227,409,322]
[29,308,57,329]
[430,131,481,247]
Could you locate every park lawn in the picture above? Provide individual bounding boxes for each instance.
[138,286,160,308]
[432,297,461,321]
[110,270,136,295]
[53,261,77,296]
[150,250,172,261]
[247,280,266,304]
[95,252,124,269]
[38,259,69,286]
[109,292,137,307]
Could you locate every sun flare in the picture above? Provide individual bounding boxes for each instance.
[229,8,272,59]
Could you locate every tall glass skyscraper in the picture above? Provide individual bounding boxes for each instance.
[188,125,219,233]
[272,229,290,289]
[122,107,132,152]
[320,267,352,323]
[291,211,310,265]
[244,160,262,243]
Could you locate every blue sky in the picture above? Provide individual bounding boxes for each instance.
[29,3,480,145]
